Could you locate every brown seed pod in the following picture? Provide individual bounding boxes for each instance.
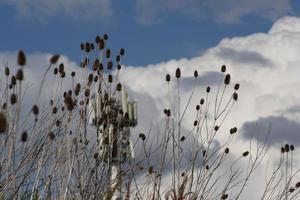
[10,93,17,105]
[180,136,185,142]
[200,99,204,105]
[2,103,7,110]
[221,65,226,72]
[85,42,91,52]
[58,63,64,73]
[64,96,74,111]
[71,71,75,77]
[234,83,240,90]
[281,147,285,153]
[103,33,109,40]
[88,74,93,83]
[91,43,94,50]
[206,86,211,93]
[93,59,99,71]
[175,68,181,79]
[148,166,154,174]
[233,93,238,101]
[224,74,231,85]
[120,48,125,56]
[21,131,28,142]
[11,76,16,85]
[108,74,113,83]
[50,54,60,64]
[48,132,55,140]
[94,75,98,82]
[225,148,229,154]
[290,144,294,151]
[60,71,66,78]
[85,89,90,97]
[99,39,105,50]
[214,125,219,131]
[139,133,146,141]
[52,107,57,114]
[16,69,24,81]
[242,151,249,157]
[221,194,228,199]
[296,182,300,188]
[194,70,198,78]
[5,66,10,76]
[285,144,290,152]
[116,83,122,91]
[95,35,100,43]
[53,68,58,75]
[193,120,198,126]
[32,105,39,115]
[117,64,121,70]
[166,109,171,117]
[0,112,8,133]
[107,61,113,70]
[18,50,26,66]
[56,120,60,127]
[196,105,200,110]
[166,74,170,82]
[80,43,84,50]
[106,49,111,58]
[205,165,210,170]
[116,55,121,62]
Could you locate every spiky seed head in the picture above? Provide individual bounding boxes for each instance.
[221,65,226,72]
[175,68,181,79]
[21,131,28,142]
[5,67,10,76]
[148,166,154,174]
[233,127,237,133]
[234,83,240,90]
[166,109,171,117]
[94,76,98,82]
[206,86,211,93]
[221,194,228,199]
[48,132,55,140]
[116,55,121,62]
[196,105,200,110]
[58,63,64,73]
[80,43,84,50]
[107,61,113,70]
[117,64,121,70]
[103,33,109,40]
[106,49,111,58]
[296,182,300,188]
[224,74,231,85]
[88,74,93,83]
[10,94,17,105]
[50,54,60,64]
[214,126,219,131]
[53,68,58,75]
[200,98,204,105]
[95,35,100,43]
[242,151,249,157]
[233,93,238,101]
[84,89,90,97]
[193,120,198,126]
[203,150,206,157]
[0,112,8,133]
[64,96,74,111]
[52,107,57,114]
[289,187,295,193]
[91,43,94,50]
[285,144,290,152]
[61,71,66,78]
[291,144,294,151]
[85,42,91,52]
[93,59,99,71]
[99,39,105,50]
[108,74,113,83]
[166,74,171,82]
[139,133,146,141]
[93,153,99,159]
[225,148,229,154]
[18,50,26,66]
[16,69,24,81]
[194,70,198,78]
[281,147,285,153]
[71,71,75,77]
[32,105,39,115]
[2,103,7,110]
[116,83,122,91]
[120,48,125,56]
[11,76,16,85]
[180,136,185,142]
[206,165,210,170]
[56,120,60,127]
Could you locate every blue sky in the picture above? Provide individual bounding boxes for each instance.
[0,0,299,66]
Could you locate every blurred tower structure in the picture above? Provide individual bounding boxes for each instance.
[89,84,137,199]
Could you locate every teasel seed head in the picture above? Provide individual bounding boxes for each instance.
[116,83,122,91]
[88,74,93,83]
[289,187,295,193]
[50,54,60,64]
[91,43,94,50]
[194,70,198,78]
[53,68,58,75]
[166,74,171,82]
[117,64,121,70]
[193,120,198,126]
[103,33,109,40]
[52,107,57,114]
[242,151,249,157]
[225,148,229,154]
[214,125,219,131]
[196,105,200,110]
[80,43,84,50]
[10,93,17,105]
[206,165,210,170]
[166,109,171,117]
[290,144,294,151]
[106,49,111,58]
[18,50,26,66]
[11,76,16,85]
[58,63,64,73]
[180,136,185,142]
[148,166,154,174]
[107,61,113,70]
[99,39,105,50]
[295,182,300,188]
[221,194,228,199]
[200,98,204,105]
[175,68,181,79]
[5,67,10,76]
[0,112,8,133]
[71,71,75,77]
[116,55,121,62]
[64,96,74,111]
[285,144,290,152]
[21,131,28,142]
[56,120,60,127]
[224,74,231,85]
[233,92,238,101]
[93,59,99,71]
[85,89,90,97]
[32,105,39,115]
[94,75,98,82]
[120,48,125,56]
[221,65,226,72]
[108,74,113,83]
[48,132,55,140]
[281,147,285,153]
[234,83,240,90]
[206,86,211,93]
[16,69,24,81]
[61,71,66,78]
[85,42,91,52]
[139,133,146,141]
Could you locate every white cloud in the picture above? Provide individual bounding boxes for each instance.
[134,0,292,25]
[2,16,300,199]
[0,0,113,22]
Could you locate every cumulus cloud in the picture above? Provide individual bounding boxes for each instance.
[0,0,113,22]
[134,0,292,25]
